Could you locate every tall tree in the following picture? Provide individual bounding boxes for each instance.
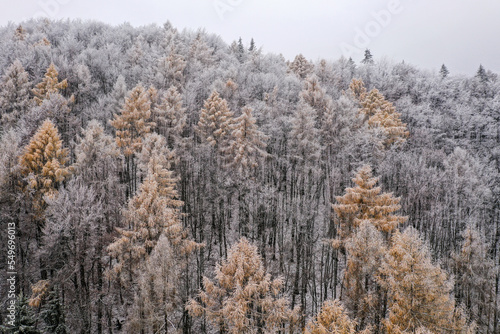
[110,84,155,196]
[290,54,314,79]
[0,59,32,128]
[187,237,299,334]
[332,165,407,244]
[153,85,187,149]
[196,90,234,149]
[378,227,466,333]
[32,63,69,106]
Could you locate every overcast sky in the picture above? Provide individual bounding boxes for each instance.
[2,0,499,75]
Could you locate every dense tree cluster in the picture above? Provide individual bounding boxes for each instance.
[0,19,498,334]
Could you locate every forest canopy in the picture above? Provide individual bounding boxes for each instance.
[0,19,498,334]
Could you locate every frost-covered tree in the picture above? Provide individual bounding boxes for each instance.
[0,59,32,128]
[290,53,314,79]
[300,75,333,125]
[289,100,321,165]
[379,227,466,334]
[32,63,69,105]
[153,86,187,149]
[110,84,155,196]
[344,221,386,331]
[197,90,234,149]
[126,235,182,333]
[332,165,406,244]
[224,106,267,176]
[361,49,373,65]
[305,300,369,334]
[187,237,299,334]
[452,225,496,332]
[18,119,70,224]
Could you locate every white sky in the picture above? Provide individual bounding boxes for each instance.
[2,0,499,75]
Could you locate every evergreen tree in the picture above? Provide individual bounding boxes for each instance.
[476,64,488,83]
[440,64,449,79]
[41,289,68,334]
[187,238,299,334]
[249,37,256,52]
[0,294,41,334]
[361,49,373,65]
[0,59,32,128]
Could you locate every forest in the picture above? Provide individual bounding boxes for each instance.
[0,19,498,334]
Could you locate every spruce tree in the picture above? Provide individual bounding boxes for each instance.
[361,49,373,64]
[440,64,449,79]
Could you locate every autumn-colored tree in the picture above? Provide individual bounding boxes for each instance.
[368,101,409,148]
[32,63,69,105]
[187,237,299,334]
[378,227,466,334]
[110,84,155,157]
[348,78,367,102]
[305,299,369,334]
[153,86,187,149]
[197,90,234,148]
[344,221,386,331]
[110,84,155,196]
[289,54,313,79]
[19,119,70,222]
[332,165,407,243]
[224,106,267,176]
[107,148,196,285]
[0,59,32,128]
[126,235,183,333]
[359,89,409,147]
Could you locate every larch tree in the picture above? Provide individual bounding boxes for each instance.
[187,237,299,334]
[348,78,367,102]
[359,88,409,148]
[289,100,321,166]
[378,227,466,334]
[332,165,407,244]
[224,106,267,177]
[32,63,69,106]
[155,51,186,90]
[299,75,333,126]
[305,299,369,334]
[196,90,234,149]
[153,85,187,149]
[368,100,409,148]
[0,59,32,128]
[452,225,496,332]
[126,235,183,334]
[107,147,196,286]
[344,221,386,331]
[18,119,70,235]
[289,54,314,79]
[110,84,155,196]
